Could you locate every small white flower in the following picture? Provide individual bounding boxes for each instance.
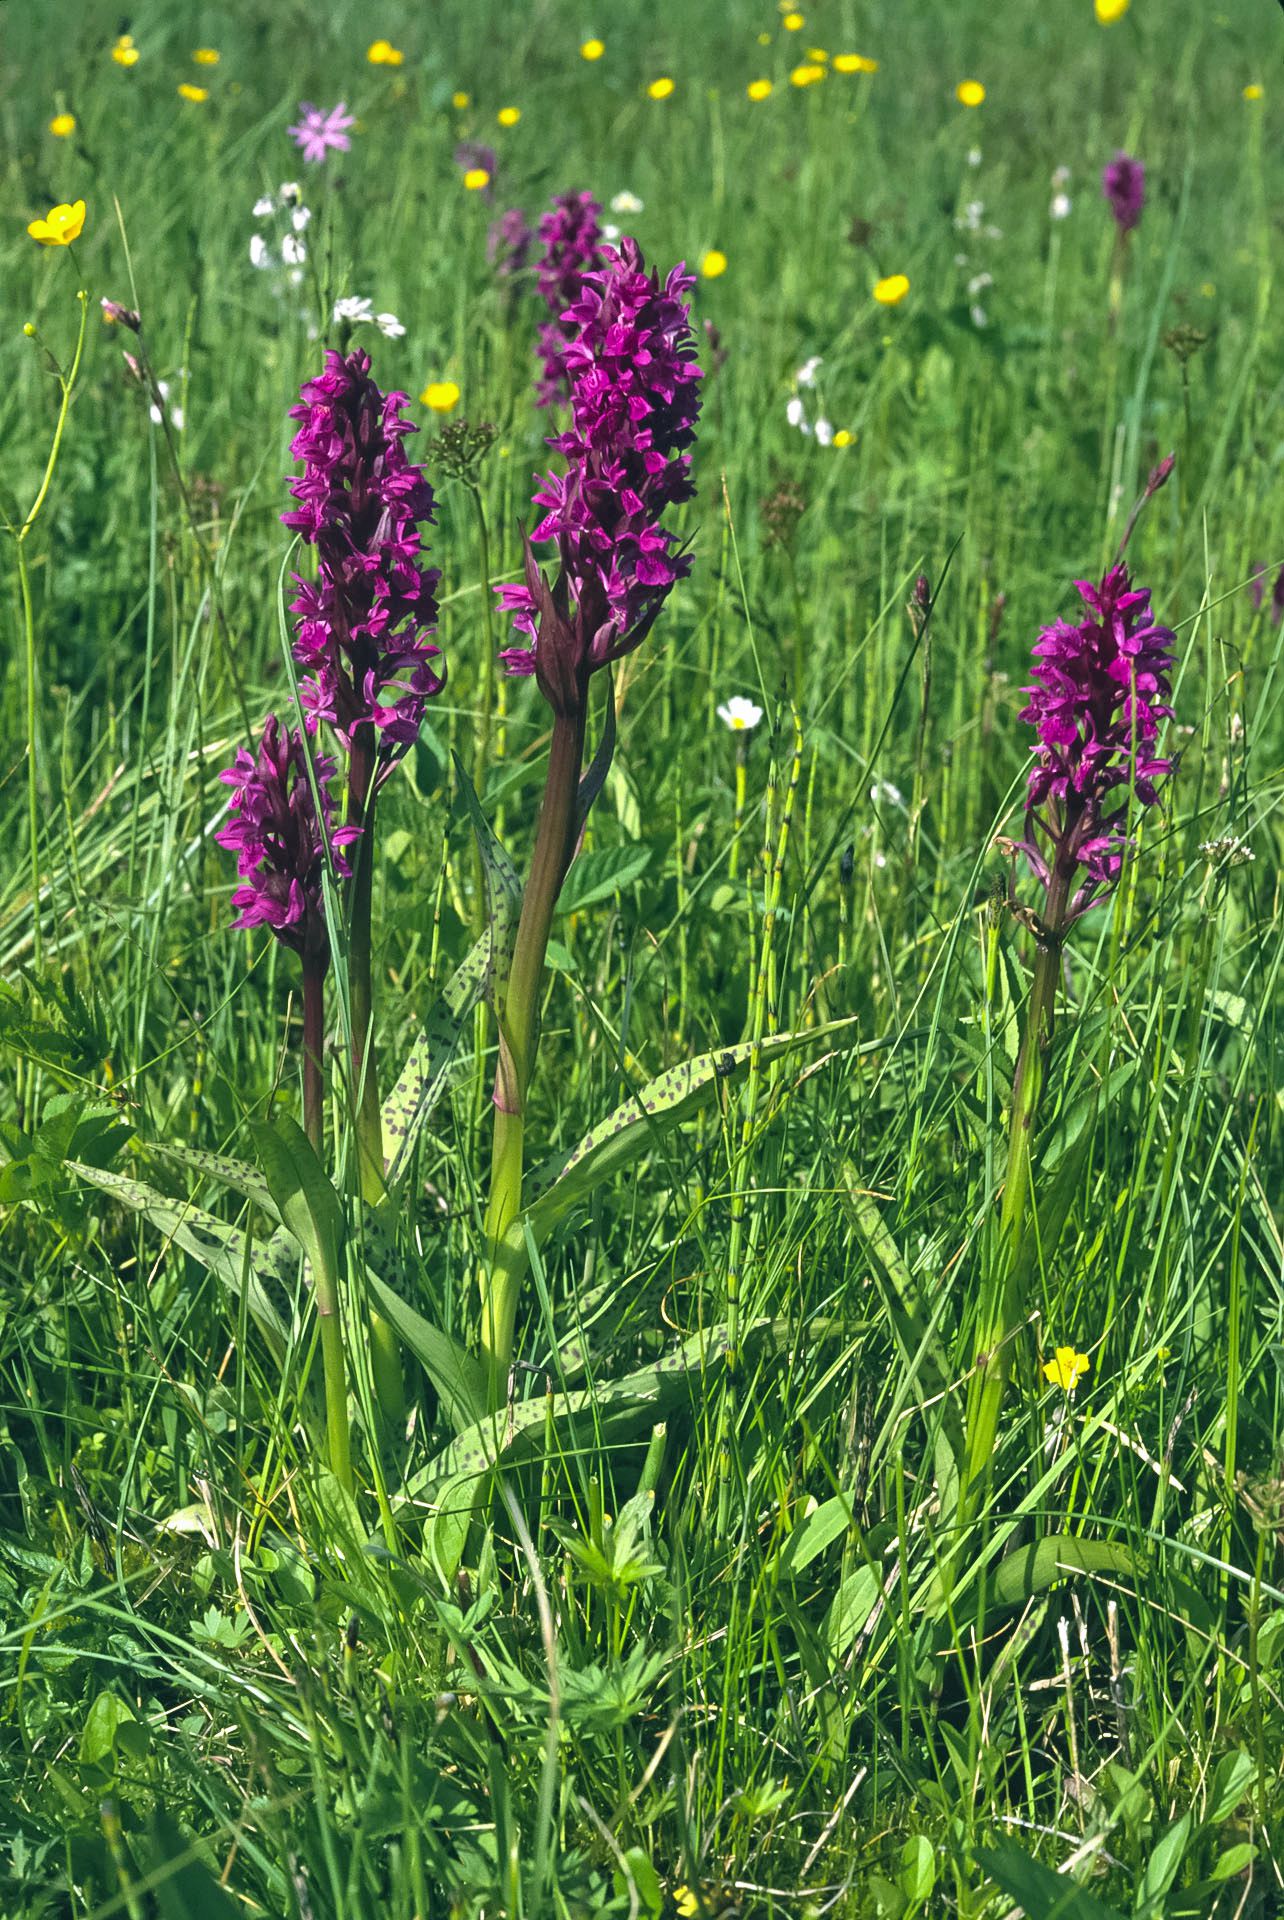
[291,205,313,233]
[786,395,808,431]
[170,404,186,431]
[870,779,903,808]
[375,311,406,339]
[288,269,306,288]
[148,380,184,430]
[1200,836,1254,867]
[249,233,270,269]
[967,272,992,295]
[970,304,989,329]
[281,232,308,266]
[278,181,301,205]
[796,354,823,388]
[1052,165,1071,188]
[333,295,373,325]
[717,696,764,733]
[955,200,984,233]
[610,190,644,214]
[967,147,983,167]
[954,251,970,267]
[1051,192,1072,220]
[252,194,276,219]
[601,222,621,241]
[814,416,833,446]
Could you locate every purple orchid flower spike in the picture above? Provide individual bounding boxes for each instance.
[1102,151,1145,235]
[217,715,359,961]
[1013,563,1175,923]
[533,191,605,405]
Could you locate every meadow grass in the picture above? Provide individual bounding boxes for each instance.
[2,2,1283,1915]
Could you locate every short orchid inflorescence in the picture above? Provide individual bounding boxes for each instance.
[217,715,358,960]
[499,238,702,711]
[283,348,445,771]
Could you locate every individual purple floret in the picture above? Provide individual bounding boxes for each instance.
[283,348,444,769]
[534,191,604,405]
[1015,563,1174,918]
[1102,152,1145,235]
[217,715,359,958]
[1249,562,1284,625]
[289,102,355,165]
[488,205,535,278]
[496,238,703,708]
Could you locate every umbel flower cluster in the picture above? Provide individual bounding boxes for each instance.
[499,238,703,705]
[216,717,358,959]
[283,348,444,761]
[1016,563,1174,919]
[534,191,604,404]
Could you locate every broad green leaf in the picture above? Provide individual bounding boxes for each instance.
[557,842,652,916]
[67,1160,292,1355]
[79,1689,136,1767]
[973,1843,1127,1920]
[772,1492,854,1579]
[525,1017,862,1236]
[990,1536,1141,1609]
[614,1845,664,1919]
[250,1116,343,1293]
[826,1564,883,1659]
[1206,1748,1256,1824]
[142,1139,280,1220]
[1135,1814,1192,1919]
[899,1834,936,1906]
[148,1812,242,1920]
[363,1270,484,1434]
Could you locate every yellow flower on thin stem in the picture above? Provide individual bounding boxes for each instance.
[581,38,605,60]
[27,199,86,246]
[452,90,471,108]
[834,53,878,74]
[497,104,520,126]
[790,63,825,87]
[193,47,220,65]
[178,83,209,102]
[49,112,76,137]
[421,381,461,413]
[701,249,727,279]
[873,272,909,304]
[367,39,404,66]
[782,11,805,28]
[463,167,490,190]
[806,47,829,62]
[956,79,985,106]
[1042,1347,1090,1393]
[833,429,854,448]
[1094,0,1129,21]
[648,76,674,99]
[747,78,773,100]
[1243,83,1263,101]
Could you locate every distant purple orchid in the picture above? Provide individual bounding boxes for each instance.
[217,716,359,958]
[1249,562,1284,625]
[289,102,355,165]
[488,205,535,278]
[455,141,499,200]
[283,348,444,771]
[534,192,604,405]
[497,238,702,712]
[1102,152,1145,236]
[1014,564,1174,921]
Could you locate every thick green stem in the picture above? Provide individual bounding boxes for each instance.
[302,957,326,1156]
[481,703,586,1404]
[959,862,1071,1522]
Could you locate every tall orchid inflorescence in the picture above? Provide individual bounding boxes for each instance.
[283,347,444,772]
[533,191,605,405]
[500,237,703,709]
[1014,564,1175,925]
[1102,151,1145,235]
[217,715,357,961]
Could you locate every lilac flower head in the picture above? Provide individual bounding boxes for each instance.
[488,205,535,278]
[497,238,702,710]
[283,348,444,767]
[534,191,604,405]
[1016,563,1175,917]
[1249,562,1284,625]
[1101,151,1145,235]
[217,716,359,959]
[289,102,355,165]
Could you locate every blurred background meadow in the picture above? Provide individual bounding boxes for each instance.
[2,1,1284,1914]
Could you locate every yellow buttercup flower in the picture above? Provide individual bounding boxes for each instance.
[49,112,76,137]
[581,38,605,60]
[873,273,909,304]
[806,47,829,62]
[1042,1347,1090,1393]
[674,1891,700,1920]
[701,249,727,278]
[463,167,490,190]
[757,30,772,44]
[1243,83,1263,101]
[112,36,139,67]
[1094,0,1129,21]
[497,104,521,126]
[367,39,404,66]
[178,83,209,101]
[747,78,773,100]
[648,77,674,99]
[790,63,825,87]
[833,429,854,447]
[834,53,878,74]
[27,198,86,246]
[421,381,461,413]
[782,11,805,28]
[452,90,471,108]
[193,47,219,65]
[956,79,985,106]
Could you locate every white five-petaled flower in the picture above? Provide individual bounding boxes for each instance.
[966,146,982,167]
[610,189,644,214]
[601,221,621,242]
[1051,192,1072,220]
[717,696,764,733]
[786,394,809,432]
[291,204,312,232]
[252,193,276,218]
[249,233,270,268]
[375,311,406,338]
[281,232,307,265]
[870,778,904,807]
[333,294,374,325]
[813,416,834,446]
[796,354,822,388]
